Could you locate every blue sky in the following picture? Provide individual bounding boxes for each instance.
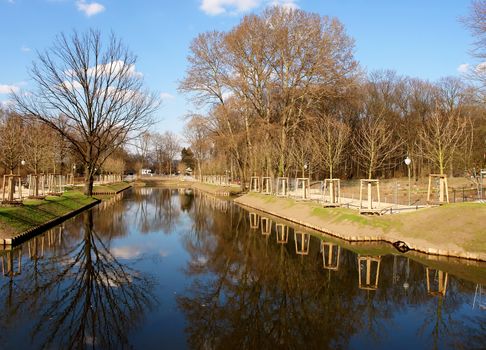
[0,0,474,135]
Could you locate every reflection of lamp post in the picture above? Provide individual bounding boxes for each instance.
[404,156,411,206]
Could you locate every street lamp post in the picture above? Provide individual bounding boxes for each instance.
[404,156,411,206]
[72,164,76,186]
[19,160,25,175]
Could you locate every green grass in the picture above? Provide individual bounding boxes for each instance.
[92,182,131,193]
[0,191,97,235]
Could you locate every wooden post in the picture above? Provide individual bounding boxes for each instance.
[358,256,381,290]
[322,242,340,270]
[249,212,259,229]
[276,224,289,244]
[294,232,310,255]
[261,217,271,236]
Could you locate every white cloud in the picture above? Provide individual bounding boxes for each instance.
[200,0,260,15]
[475,62,486,73]
[76,0,105,17]
[269,0,299,10]
[65,60,143,78]
[457,63,470,74]
[0,84,19,94]
[111,246,142,259]
[20,45,31,53]
[160,92,175,100]
[199,0,298,15]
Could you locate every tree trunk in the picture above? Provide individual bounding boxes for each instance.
[84,168,94,196]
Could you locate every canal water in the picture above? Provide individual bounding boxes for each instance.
[0,188,484,349]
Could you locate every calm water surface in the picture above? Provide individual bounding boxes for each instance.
[0,188,484,349]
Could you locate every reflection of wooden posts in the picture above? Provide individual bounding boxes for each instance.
[323,179,341,206]
[250,176,261,192]
[28,235,45,260]
[1,249,22,277]
[427,174,449,205]
[426,268,448,297]
[249,212,259,229]
[261,217,272,235]
[2,175,23,203]
[359,179,382,214]
[473,284,486,310]
[358,255,381,290]
[276,177,289,197]
[294,232,310,255]
[261,177,272,195]
[321,242,340,270]
[295,178,310,199]
[276,224,289,244]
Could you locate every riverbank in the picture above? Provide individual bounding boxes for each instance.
[0,182,132,245]
[235,193,486,261]
[136,177,243,196]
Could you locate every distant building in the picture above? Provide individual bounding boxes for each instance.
[141,168,152,175]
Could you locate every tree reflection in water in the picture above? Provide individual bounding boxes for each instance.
[178,193,486,350]
[0,210,155,349]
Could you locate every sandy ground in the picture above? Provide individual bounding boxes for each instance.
[234,193,486,261]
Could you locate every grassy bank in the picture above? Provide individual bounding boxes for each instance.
[0,191,97,237]
[0,182,132,241]
[235,193,486,261]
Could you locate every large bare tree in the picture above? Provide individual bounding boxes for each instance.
[13,30,158,195]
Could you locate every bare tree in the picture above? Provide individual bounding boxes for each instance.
[0,110,24,174]
[353,114,403,179]
[153,131,181,175]
[135,131,152,175]
[23,120,51,174]
[13,29,158,195]
[418,109,469,175]
[311,113,350,179]
[184,115,211,180]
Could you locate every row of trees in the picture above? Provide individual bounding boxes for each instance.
[0,108,127,178]
[133,131,182,175]
[180,6,485,182]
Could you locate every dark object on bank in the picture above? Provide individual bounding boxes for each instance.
[393,241,410,253]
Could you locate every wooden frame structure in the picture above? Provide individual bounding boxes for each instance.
[359,179,386,215]
[276,224,289,244]
[294,232,310,255]
[261,177,273,195]
[250,176,261,192]
[427,174,449,205]
[249,212,259,229]
[46,174,66,196]
[261,217,272,236]
[321,242,340,270]
[276,177,289,197]
[1,175,23,204]
[358,255,381,290]
[295,178,310,200]
[323,179,341,207]
[426,268,448,297]
[27,174,46,198]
